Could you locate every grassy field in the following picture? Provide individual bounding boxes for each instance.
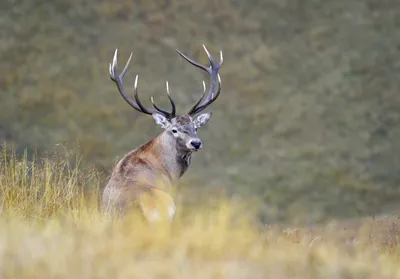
[0,146,400,278]
[1,0,400,224]
[1,1,400,276]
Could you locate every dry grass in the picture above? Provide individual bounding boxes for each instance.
[0,146,399,278]
[2,0,400,223]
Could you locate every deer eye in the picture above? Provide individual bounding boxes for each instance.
[172,128,178,134]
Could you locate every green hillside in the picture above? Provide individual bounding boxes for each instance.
[1,0,400,224]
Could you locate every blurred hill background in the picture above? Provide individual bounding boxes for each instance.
[1,0,399,224]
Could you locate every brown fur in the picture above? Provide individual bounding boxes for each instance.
[102,125,192,220]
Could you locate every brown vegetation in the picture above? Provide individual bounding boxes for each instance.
[1,0,400,224]
[0,148,399,278]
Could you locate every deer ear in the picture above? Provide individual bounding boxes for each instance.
[194,112,212,128]
[152,113,170,129]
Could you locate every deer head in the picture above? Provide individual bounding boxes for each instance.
[108,45,223,153]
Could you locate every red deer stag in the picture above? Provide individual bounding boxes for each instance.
[102,45,223,222]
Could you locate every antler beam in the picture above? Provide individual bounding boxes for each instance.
[176,45,223,116]
[109,49,176,118]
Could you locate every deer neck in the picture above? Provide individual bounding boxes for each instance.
[157,132,192,181]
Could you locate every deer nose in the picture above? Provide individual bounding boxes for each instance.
[190,140,202,150]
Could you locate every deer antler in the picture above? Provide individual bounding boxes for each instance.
[176,45,223,116]
[109,49,176,118]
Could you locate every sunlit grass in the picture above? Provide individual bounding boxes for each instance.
[0,144,100,221]
[0,145,400,278]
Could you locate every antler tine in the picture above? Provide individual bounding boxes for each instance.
[165,81,176,117]
[192,74,222,115]
[176,45,223,116]
[109,49,175,118]
[187,81,207,115]
[149,81,177,117]
[132,75,156,115]
[150,81,176,118]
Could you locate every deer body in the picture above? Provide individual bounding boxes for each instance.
[102,45,223,222]
[103,118,195,220]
